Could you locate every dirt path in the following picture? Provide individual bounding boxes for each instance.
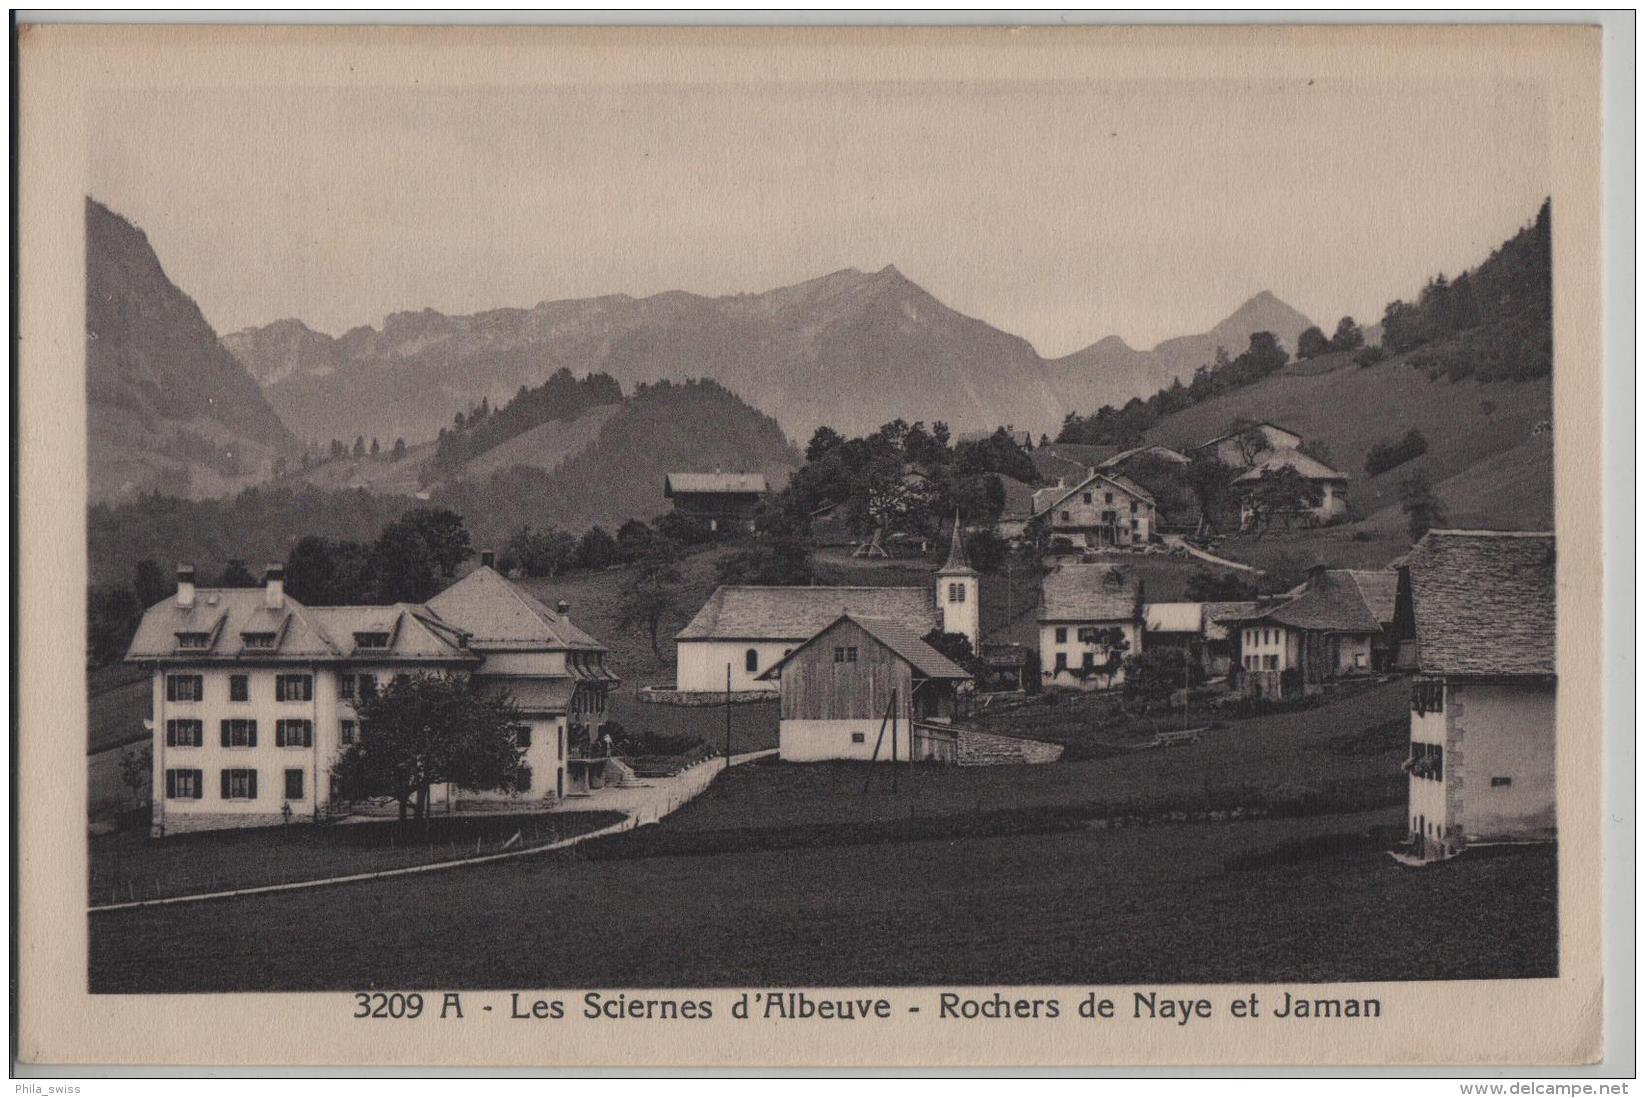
[1161,534,1265,574]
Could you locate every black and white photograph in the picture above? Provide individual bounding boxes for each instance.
[15,20,1619,1072]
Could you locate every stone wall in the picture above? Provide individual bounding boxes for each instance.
[956,728,1064,766]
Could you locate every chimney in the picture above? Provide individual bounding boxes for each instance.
[176,564,196,608]
[480,549,495,569]
[263,564,285,609]
[556,600,570,615]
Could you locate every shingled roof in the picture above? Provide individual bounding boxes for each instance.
[1038,564,1143,623]
[677,585,938,641]
[1233,449,1347,484]
[1345,569,1399,627]
[664,472,768,496]
[425,565,605,651]
[758,614,971,681]
[1404,530,1555,677]
[1233,570,1381,634]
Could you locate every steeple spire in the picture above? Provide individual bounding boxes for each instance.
[938,512,978,576]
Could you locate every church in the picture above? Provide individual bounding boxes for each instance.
[672,523,981,696]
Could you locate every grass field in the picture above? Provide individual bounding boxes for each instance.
[90,811,624,904]
[87,808,1556,992]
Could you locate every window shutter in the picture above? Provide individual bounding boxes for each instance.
[220,721,231,748]
[275,722,285,747]
[220,770,231,799]
[165,770,176,798]
[248,771,258,799]
[247,721,257,748]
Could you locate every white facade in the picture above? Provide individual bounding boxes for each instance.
[1039,620,1143,690]
[676,639,795,693]
[779,718,915,762]
[939,574,980,653]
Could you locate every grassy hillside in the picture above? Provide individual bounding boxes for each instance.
[1140,350,1552,569]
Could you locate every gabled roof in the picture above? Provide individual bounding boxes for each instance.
[757,614,971,682]
[479,677,578,715]
[1232,449,1347,484]
[997,475,1038,519]
[1099,444,1190,469]
[664,472,767,496]
[677,585,937,641]
[1030,443,1120,483]
[1201,601,1260,641]
[1038,469,1156,517]
[1192,421,1303,451]
[425,565,605,651]
[1344,569,1399,627]
[1038,564,1143,623]
[1232,571,1381,635]
[126,589,478,664]
[1404,530,1555,678]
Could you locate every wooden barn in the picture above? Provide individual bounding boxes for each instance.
[662,472,768,533]
[758,613,971,763]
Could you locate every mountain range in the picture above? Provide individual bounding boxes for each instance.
[222,271,1314,451]
[86,198,295,502]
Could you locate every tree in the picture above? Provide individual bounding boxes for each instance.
[964,527,1009,573]
[618,554,684,661]
[392,437,407,459]
[1183,453,1237,534]
[87,585,142,666]
[715,536,814,586]
[572,526,620,571]
[218,559,259,587]
[505,525,578,577]
[1079,625,1132,690]
[353,435,367,458]
[370,437,381,457]
[1330,316,1365,351]
[286,536,376,605]
[332,673,527,821]
[919,629,992,681]
[1242,466,1323,532]
[119,743,153,812]
[1296,326,1331,359]
[1184,569,1256,602]
[1121,646,1202,713]
[805,426,846,463]
[132,558,172,608]
[1398,470,1448,542]
[374,508,473,602]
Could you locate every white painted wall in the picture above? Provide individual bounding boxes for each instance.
[1407,686,1449,843]
[1239,624,1300,672]
[676,639,795,693]
[1039,620,1143,690]
[1452,682,1556,843]
[939,574,980,652]
[780,718,913,762]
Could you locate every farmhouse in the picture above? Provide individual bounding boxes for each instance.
[1229,568,1386,700]
[662,471,768,533]
[675,525,980,695]
[1234,450,1350,528]
[1191,421,1303,468]
[129,555,617,834]
[1142,600,1258,677]
[1031,471,1157,548]
[758,613,971,763]
[1038,564,1144,691]
[1394,530,1555,860]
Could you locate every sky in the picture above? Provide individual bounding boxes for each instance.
[91,76,1551,357]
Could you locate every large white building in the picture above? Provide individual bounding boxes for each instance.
[1030,471,1157,548]
[673,523,981,695]
[1037,564,1144,690]
[128,555,617,835]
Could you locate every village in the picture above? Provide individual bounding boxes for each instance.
[90,407,1559,991]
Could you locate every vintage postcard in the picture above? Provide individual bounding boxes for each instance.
[15,22,1613,1070]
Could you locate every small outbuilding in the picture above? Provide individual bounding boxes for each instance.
[758,614,972,763]
[663,471,768,533]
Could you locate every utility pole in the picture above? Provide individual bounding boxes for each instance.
[724,663,733,767]
[889,688,899,794]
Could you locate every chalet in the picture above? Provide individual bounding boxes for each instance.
[663,471,768,533]
[1228,568,1386,699]
[1394,530,1555,860]
[758,613,971,763]
[1234,450,1350,528]
[674,524,981,694]
[1038,564,1144,690]
[1191,421,1303,469]
[129,554,617,835]
[1031,470,1157,548]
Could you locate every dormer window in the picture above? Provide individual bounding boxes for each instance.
[241,632,276,649]
[175,632,212,649]
[353,632,390,649]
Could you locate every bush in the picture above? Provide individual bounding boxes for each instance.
[1364,428,1429,477]
[1354,345,1389,368]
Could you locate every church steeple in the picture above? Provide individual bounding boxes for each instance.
[938,514,978,577]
